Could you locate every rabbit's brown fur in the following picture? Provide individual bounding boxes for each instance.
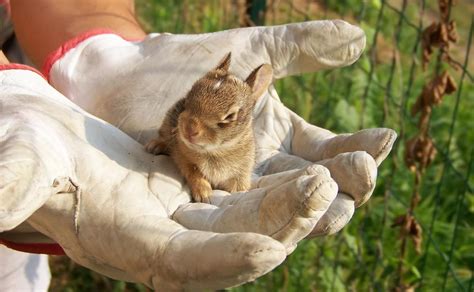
[145,53,272,203]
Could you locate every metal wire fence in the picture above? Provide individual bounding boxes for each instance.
[47,1,473,291]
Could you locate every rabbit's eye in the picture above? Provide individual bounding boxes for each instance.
[224,112,236,121]
[217,112,237,128]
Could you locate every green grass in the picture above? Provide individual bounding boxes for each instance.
[50,1,474,291]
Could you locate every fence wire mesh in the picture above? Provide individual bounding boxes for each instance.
[47,1,473,291]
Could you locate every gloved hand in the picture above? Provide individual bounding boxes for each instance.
[47,20,396,237]
[0,67,340,290]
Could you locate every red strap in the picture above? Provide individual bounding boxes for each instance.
[0,239,65,255]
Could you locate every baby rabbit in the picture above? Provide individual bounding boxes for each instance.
[145,53,273,203]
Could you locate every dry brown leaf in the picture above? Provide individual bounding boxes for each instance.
[391,214,423,254]
[404,135,437,171]
[447,20,459,42]
[409,218,423,254]
[421,3,458,69]
[439,0,450,21]
[411,71,457,116]
[422,22,439,68]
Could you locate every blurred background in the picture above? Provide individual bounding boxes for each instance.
[49,0,473,291]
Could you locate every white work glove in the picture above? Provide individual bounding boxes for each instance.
[0,67,340,290]
[48,20,396,237]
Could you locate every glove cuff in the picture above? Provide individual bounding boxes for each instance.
[0,63,45,78]
[41,29,144,81]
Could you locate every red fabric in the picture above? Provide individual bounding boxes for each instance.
[0,239,65,255]
[0,63,45,79]
[41,29,145,81]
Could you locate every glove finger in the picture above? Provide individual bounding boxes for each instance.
[251,164,326,190]
[242,20,366,78]
[292,115,397,166]
[257,150,376,207]
[173,169,338,253]
[252,75,396,167]
[318,151,377,207]
[156,229,286,291]
[144,20,365,80]
[307,193,355,237]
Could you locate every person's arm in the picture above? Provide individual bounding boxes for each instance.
[10,0,146,66]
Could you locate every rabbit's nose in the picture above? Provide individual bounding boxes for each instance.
[187,127,199,137]
[185,124,200,143]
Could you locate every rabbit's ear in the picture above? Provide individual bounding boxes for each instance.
[214,52,232,72]
[245,64,273,100]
